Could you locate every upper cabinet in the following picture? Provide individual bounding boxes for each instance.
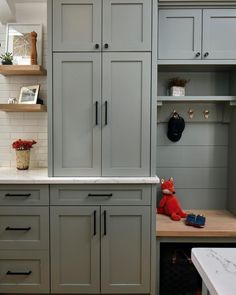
[53,0,151,52]
[158,8,236,61]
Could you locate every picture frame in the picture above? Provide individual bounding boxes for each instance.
[6,23,43,65]
[18,85,40,104]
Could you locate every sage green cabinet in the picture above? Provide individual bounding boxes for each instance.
[53,0,151,52]
[50,206,100,293]
[50,192,151,294]
[53,53,102,176]
[159,8,236,60]
[53,52,151,176]
[101,206,151,293]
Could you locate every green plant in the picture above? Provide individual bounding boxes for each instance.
[168,77,189,89]
[0,52,13,63]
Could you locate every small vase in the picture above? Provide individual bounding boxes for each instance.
[1,61,13,65]
[16,150,30,170]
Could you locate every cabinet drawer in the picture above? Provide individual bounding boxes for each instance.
[50,184,151,205]
[0,185,49,206]
[0,250,49,293]
[0,207,49,250]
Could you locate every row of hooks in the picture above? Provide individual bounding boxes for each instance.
[173,109,210,119]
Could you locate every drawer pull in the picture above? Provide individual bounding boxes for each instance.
[5,193,31,198]
[5,226,31,231]
[88,193,113,198]
[93,210,97,236]
[6,270,32,276]
[104,210,107,236]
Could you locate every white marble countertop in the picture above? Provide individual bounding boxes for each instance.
[192,248,236,295]
[0,168,160,184]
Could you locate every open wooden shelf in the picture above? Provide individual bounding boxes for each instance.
[0,65,47,76]
[0,104,47,112]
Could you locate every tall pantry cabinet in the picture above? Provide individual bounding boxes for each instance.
[49,0,153,177]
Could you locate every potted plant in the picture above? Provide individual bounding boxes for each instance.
[12,139,37,170]
[168,77,189,96]
[0,52,13,65]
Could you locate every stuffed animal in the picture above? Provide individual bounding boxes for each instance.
[157,178,187,221]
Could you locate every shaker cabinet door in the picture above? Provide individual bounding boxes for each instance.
[50,206,100,293]
[102,52,151,176]
[203,9,236,60]
[53,0,102,51]
[53,53,102,176]
[158,9,202,60]
[101,206,151,293]
[103,0,151,51]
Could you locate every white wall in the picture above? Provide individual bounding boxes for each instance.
[0,2,47,168]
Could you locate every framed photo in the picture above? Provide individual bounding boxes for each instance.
[6,23,43,65]
[19,85,40,104]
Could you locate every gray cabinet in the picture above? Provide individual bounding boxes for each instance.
[53,53,102,176]
[50,186,151,294]
[159,8,236,61]
[203,9,236,59]
[53,0,151,52]
[158,9,202,60]
[50,206,100,293]
[101,206,150,293]
[102,52,151,176]
[53,52,151,176]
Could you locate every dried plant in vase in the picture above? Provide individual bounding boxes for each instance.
[12,139,37,170]
[168,77,190,96]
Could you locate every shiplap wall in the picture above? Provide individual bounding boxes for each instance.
[0,3,47,168]
[156,122,228,209]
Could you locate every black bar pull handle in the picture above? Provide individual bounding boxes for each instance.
[105,101,108,125]
[93,210,97,236]
[104,210,107,236]
[5,193,31,198]
[104,43,109,49]
[88,193,112,198]
[95,101,99,125]
[6,270,32,276]
[5,226,31,231]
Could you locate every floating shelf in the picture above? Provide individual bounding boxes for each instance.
[0,104,47,112]
[157,96,236,106]
[0,65,47,76]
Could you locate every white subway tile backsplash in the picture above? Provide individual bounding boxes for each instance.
[0,23,48,168]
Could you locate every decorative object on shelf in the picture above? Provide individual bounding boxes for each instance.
[12,139,36,170]
[0,52,13,65]
[167,111,185,142]
[6,23,42,65]
[30,31,38,65]
[157,178,187,221]
[168,77,189,96]
[186,213,206,228]
[7,97,17,104]
[18,85,40,104]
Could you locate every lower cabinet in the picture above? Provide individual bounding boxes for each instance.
[51,206,151,294]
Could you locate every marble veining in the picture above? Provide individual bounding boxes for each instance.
[0,168,160,184]
[192,248,236,295]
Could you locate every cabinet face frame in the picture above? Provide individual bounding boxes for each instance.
[158,9,202,60]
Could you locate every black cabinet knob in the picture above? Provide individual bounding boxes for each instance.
[104,43,109,49]
[204,52,209,58]
[195,52,200,57]
[95,44,99,49]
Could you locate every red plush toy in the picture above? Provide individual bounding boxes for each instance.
[157,177,187,221]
